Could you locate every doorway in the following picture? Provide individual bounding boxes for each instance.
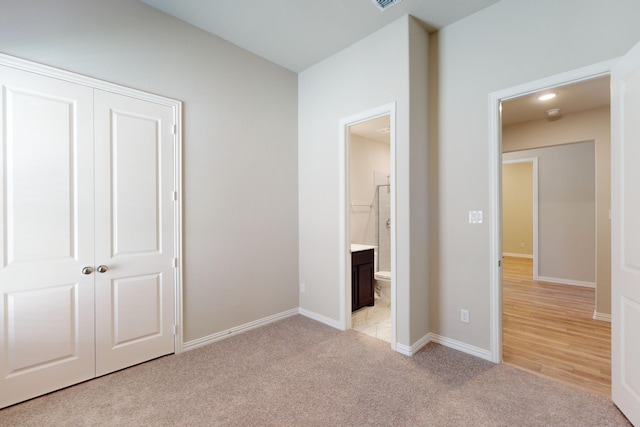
[489,63,613,393]
[339,103,397,349]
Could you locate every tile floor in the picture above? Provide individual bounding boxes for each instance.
[351,299,391,343]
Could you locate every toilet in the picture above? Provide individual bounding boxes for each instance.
[374,270,391,306]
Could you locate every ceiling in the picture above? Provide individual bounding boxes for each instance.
[350,115,391,144]
[501,77,610,127]
[141,0,499,72]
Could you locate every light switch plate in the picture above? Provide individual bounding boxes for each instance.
[468,210,483,224]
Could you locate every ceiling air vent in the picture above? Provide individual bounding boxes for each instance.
[372,0,403,11]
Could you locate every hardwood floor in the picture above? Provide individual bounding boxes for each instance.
[502,256,611,396]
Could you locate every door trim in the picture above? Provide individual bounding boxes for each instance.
[488,59,616,363]
[339,103,397,350]
[0,53,184,353]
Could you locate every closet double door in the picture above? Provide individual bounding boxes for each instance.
[0,66,177,408]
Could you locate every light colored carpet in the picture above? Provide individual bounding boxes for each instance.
[0,315,630,426]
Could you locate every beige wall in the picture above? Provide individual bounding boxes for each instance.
[503,106,610,313]
[349,134,390,247]
[298,16,430,346]
[502,162,533,257]
[504,142,596,285]
[2,0,636,356]
[429,0,640,350]
[0,0,300,343]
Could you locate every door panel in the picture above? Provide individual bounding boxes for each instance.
[94,91,175,376]
[112,274,163,347]
[7,284,80,373]
[5,87,77,264]
[611,40,640,425]
[0,66,95,408]
[110,111,161,256]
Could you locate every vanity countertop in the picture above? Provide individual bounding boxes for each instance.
[350,244,376,253]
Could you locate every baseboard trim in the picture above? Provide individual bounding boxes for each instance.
[395,333,431,357]
[298,308,344,330]
[593,311,612,322]
[536,276,596,288]
[395,333,492,361]
[182,308,299,351]
[428,333,493,362]
[503,252,533,259]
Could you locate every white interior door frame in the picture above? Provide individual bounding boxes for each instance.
[502,157,539,277]
[488,59,615,363]
[0,53,185,354]
[339,103,397,349]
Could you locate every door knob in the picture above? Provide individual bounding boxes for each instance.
[82,266,93,275]
[97,265,108,273]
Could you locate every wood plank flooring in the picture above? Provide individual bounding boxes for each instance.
[502,256,611,396]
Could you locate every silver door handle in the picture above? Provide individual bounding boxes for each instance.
[82,266,93,275]
[97,265,108,273]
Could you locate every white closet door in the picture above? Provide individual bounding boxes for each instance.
[93,90,175,376]
[0,67,95,408]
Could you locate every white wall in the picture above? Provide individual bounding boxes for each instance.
[298,16,430,346]
[349,135,390,247]
[0,0,299,343]
[504,142,596,285]
[429,0,640,350]
[503,107,611,313]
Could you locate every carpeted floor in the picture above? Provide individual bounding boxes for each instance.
[0,315,630,426]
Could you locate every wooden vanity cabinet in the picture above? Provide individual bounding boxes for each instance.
[352,249,374,311]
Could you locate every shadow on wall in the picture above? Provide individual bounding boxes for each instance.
[428,32,441,332]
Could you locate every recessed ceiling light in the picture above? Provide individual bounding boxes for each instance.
[538,93,557,101]
[376,127,391,134]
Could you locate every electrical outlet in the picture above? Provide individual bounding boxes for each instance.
[520,242,525,248]
[300,283,305,293]
[460,309,470,323]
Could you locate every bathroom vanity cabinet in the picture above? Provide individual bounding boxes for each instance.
[352,248,374,311]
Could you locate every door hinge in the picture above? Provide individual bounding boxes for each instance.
[173,191,178,201]
[498,259,502,267]
[173,258,178,268]
[174,324,178,335]
[172,124,177,135]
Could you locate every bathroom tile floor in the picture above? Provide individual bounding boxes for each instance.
[352,300,391,343]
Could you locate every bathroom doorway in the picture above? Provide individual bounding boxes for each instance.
[339,104,396,346]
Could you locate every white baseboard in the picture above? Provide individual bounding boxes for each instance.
[395,332,492,362]
[395,333,431,356]
[181,307,491,364]
[298,308,344,330]
[593,311,612,322]
[503,252,533,259]
[182,308,299,351]
[536,275,595,288]
[428,333,493,362]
